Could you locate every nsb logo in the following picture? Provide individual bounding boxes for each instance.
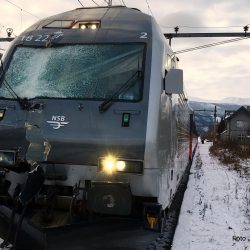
[46,116,69,130]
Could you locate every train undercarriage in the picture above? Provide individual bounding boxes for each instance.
[0,163,167,249]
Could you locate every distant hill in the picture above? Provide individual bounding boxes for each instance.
[220,97,250,106]
[189,96,250,106]
[189,100,241,135]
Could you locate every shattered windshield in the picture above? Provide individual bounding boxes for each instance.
[0,44,145,101]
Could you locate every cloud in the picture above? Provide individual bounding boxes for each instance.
[160,11,204,27]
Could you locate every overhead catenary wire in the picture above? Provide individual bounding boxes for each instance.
[20,9,23,30]
[104,0,113,6]
[4,0,40,19]
[0,26,4,36]
[174,37,248,54]
[174,37,249,54]
[77,0,84,7]
[161,24,250,29]
[145,0,154,17]
[0,24,6,36]
[91,0,100,6]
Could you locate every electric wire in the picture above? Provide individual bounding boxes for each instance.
[121,0,126,6]
[0,24,6,36]
[104,0,112,5]
[103,0,110,5]
[20,9,23,30]
[91,0,100,6]
[174,37,249,54]
[4,0,40,19]
[145,0,154,17]
[0,27,4,37]
[77,0,84,7]
[175,37,248,54]
[0,24,5,31]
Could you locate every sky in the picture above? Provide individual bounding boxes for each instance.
[0,0,250,101]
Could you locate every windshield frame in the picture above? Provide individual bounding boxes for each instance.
[0,42,147,103]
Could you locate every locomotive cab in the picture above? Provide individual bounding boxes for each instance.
[0,6,194,239]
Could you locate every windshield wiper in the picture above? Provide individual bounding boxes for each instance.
[99,69,142,113]
[0,59,31,110]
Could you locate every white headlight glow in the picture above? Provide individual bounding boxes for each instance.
[116,161,126,171]
[102,155,116,175]
[80,24,87,29]
[90,24,97,30]
[99,156,143,174]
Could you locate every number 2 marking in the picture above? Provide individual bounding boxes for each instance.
[42,35,50,42]
[140,32,148,39]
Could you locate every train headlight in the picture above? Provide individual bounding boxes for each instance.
[116,161,126,171]
[102,155,116,175]
[72,21,100,30]
[0,109,5,121]
[99,156,143,174]
[80,24,87,30]
[90,24,97,30]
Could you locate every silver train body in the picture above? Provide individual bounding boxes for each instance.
[0,7,196,221]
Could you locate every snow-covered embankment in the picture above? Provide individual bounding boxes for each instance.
[172,142,250,250]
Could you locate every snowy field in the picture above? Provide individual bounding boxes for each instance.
[172,142,250,250]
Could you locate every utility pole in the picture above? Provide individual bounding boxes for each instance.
[194,108,217,142]
[108,0,112,6]
[164,25,249,46]
[213,106,217,143]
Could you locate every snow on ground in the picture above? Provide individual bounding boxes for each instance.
[172,142,250,250]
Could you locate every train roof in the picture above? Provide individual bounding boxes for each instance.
[24,6,153,35]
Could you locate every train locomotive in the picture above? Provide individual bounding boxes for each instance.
[0,5,197,247]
